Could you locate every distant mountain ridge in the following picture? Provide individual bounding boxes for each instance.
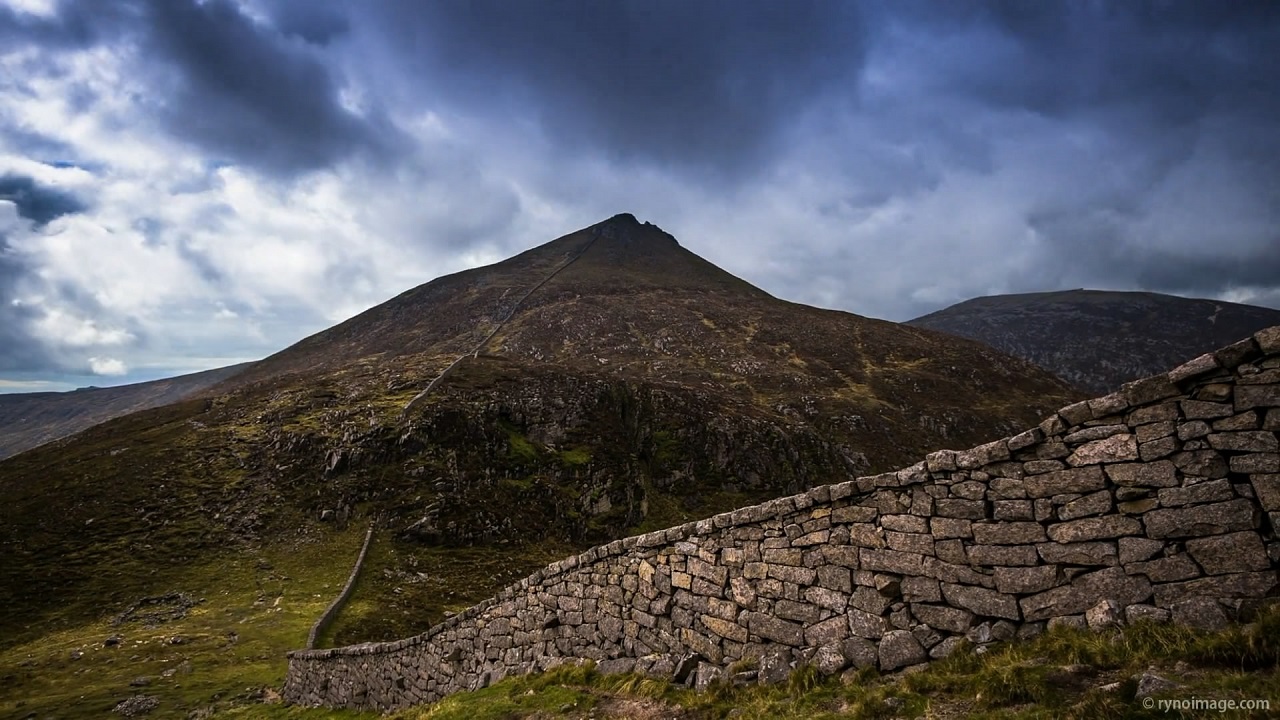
[908,289,1280,394]
[0,362,252,459]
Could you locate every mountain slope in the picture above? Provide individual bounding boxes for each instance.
[0,362,252,459]
[908,289,1280,394]
[210,214,767,391]
[0,214,1082,665]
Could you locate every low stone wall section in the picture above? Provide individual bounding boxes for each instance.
[284,326,1280,711]
[306,520,376,649]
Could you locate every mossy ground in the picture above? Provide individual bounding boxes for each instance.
[0,525,367,719]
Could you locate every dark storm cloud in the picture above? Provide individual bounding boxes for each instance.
[0,175,89,371]
[899,1,1280,309]
[359,0,867,176]
[0,233,48,372]
[0,279,50,372]
[0,0,387,178]
[1028,205,1280,294]
[135,0,385,176]
[894,1,1280,121]
[269,3,350,46]
[1133,250,1280,296]
[0,174,87,227]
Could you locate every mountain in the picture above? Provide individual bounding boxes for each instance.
[0,215,1083,716]
[908,289,1280,395]
[0,363,253,460]
[212,213,765,391]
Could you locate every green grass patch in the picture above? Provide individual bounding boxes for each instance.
[498,475,537,492]
[210,706,373,719]
[651,429,679,459]
[559,446,592,466]
[500,420,540,464]
[628,485,766,536]
[0,524,373,720]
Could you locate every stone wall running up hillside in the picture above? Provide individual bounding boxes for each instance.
[283,327,1280,712]
[306,521,377,650]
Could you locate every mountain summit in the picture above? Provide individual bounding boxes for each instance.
[1,215,1081,653]
[536,212,762,294]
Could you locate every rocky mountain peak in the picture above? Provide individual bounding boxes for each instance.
[601,211,641,228]
[528,214,750,299]
[594,213,678,246]
[584,213,681,258]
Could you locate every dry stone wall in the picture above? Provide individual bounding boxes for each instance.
[306,521,377,649]
[284,326,1280,712]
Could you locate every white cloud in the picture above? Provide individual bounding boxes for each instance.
[28,305,133,348]
[0,33,532,386]
[0,378,62,391]
[0,0,56,18]
[88,356,127,376]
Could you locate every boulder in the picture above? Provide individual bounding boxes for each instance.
[1170,598,1230,631]
[1085,599,1123,631]
[1020,567,1152,621]
[877,630,926,671]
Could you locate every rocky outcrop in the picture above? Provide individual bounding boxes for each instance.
[283,327,1280,712]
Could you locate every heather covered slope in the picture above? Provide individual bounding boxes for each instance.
[215,215,1070,410]
[909,289,1280,395]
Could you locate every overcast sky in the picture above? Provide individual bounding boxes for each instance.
[1,0,1278,392]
